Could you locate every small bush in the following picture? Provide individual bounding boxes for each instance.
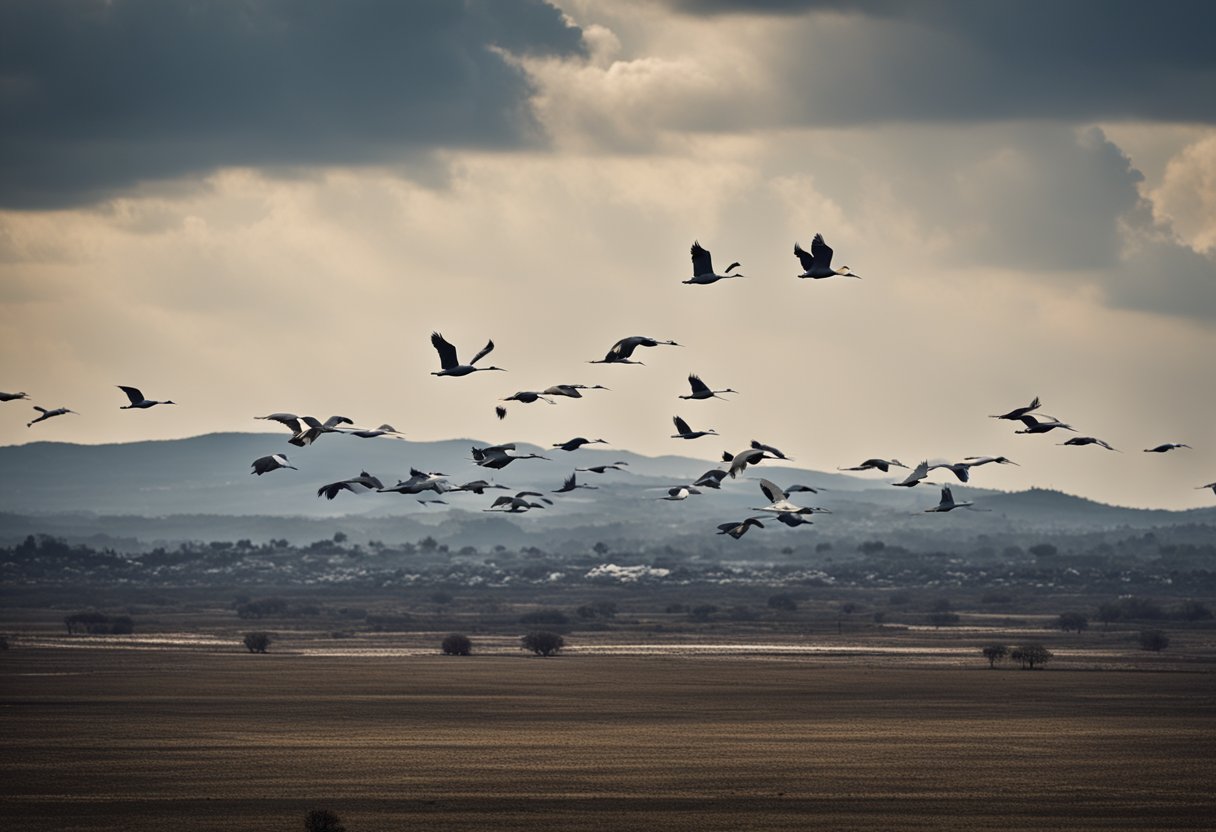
[1139,630,1170,652]
[243,632,272,654]
[521,631,565,656]
[441,633,472,656]
[304,808,346,832]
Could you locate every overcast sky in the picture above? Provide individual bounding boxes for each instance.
[1,0,1214,509]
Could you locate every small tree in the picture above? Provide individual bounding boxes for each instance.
[521,631,564,656]
[304,808,346,832]
[1139,630,1170,652]
[1057,612,1088,633]
[441,633,472,656]
[243,632,272,654]
[1011,643,1053,669]
[981,644,1008,668]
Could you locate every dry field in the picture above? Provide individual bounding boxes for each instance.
[3,647,1214,831]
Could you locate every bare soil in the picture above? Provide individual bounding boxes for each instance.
[3,646,1214,831]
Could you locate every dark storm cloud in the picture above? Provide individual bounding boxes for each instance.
[0,0,583,209]
[669,0,1216,125]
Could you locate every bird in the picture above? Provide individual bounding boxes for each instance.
[774,512,815,528]
[928,461,973,483]
[0,391,30,402]
[680,373,737,401]
[1014,414,1075,435]
[251,454,296,475]
[693,468,729,489]
[27,406,77,428]
[1058,436,1119,451]
[751,479,815,515]
[962,456,1019,468]
[339,423,405,439]
[471,443,549,469]
[892,460,934,487]
[495,406,508,420]
[671,415,717,440]
[553,473,597,494]
[502,391,555,405]
[486,491,553,512]
[430,332,505,377]
[990,396,1042,421]
[452,480,510,495]
[684,241,744,285]
[784,483,825,495]
[417,499,448,506]
[590,336,680,365]
[289,415,354,447]
[751,440,791,461]
[378,468,449,495]
[543,384,609,398]
[1144,443,1192,453]
[577,462,630,474]
[660,486,702,501]
[317,471,384,500]
[117,385,175,409]
[924,485,987,513]
[794,233,859,279]
[717,517,765,539]
[839,458,908,473]
[724,447,772,479]
[1196,482,1216,495]
[552,437,608,452]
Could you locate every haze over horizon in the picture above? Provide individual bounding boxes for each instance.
[2,0,1214,511]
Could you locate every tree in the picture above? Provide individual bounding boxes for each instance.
[243,632,272,653]
[441,633,472,656]
[304,809,346,832]
[1139,630,1170,652]
[981,644,1008,668]
[521,631,564,656]
[332,531,348,544]
[1010,643,1053,669]
[1029,543,1057,558]
[1057,612,1088,633]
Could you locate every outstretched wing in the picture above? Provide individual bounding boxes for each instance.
[117,385,144,405]
[939,486,955,508]
[688,374,710,396]
[610,336,641,360]
[431,332,459,370]
[690,241,713,276]
[793,242,814,272]
[758,478,785,504]
[469,339,495,366]
[673,415,692,435]
[811,233,833,269]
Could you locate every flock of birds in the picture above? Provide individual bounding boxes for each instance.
[4,235,1211,539]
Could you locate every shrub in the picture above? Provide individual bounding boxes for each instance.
[441,633,472,656]
[243,632,272,654]
[521,631,565,656]
[1139,630,1170,652]
[304,808,346,832]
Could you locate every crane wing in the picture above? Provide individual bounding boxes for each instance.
[431,332,458,370]
[117,385,144,405]
[793,242,814,272]
[469,339,495,366]
[811,233,833,269]
[690,241,713,276]
[758,478,785,504]
[688,374,710,395]
[673,415,692,435]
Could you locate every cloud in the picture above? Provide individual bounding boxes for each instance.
[1150,135,1216,254]
[0,0,584,209]
[634,1,1216,126]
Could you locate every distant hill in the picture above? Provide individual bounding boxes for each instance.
[1,433,1213,547]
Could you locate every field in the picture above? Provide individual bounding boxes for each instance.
[4,643,1215,831]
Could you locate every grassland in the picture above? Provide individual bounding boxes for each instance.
[3,645,1215,831]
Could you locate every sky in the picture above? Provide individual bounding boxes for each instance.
[1,0,1214,510]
